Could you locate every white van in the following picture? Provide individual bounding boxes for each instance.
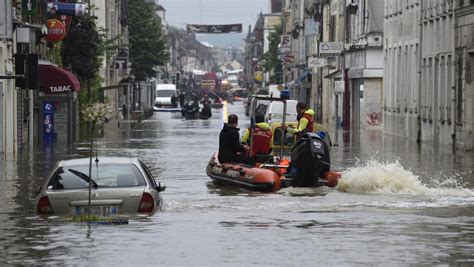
[263,100,298,123]
[155,84,177,107]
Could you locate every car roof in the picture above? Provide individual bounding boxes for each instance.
[59,157,138,167]
[156,84,176,90]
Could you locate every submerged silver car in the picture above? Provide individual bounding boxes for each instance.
[36,157,166,216]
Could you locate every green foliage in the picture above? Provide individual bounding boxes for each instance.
[263,23,283,83]
[61,14,105,81]
[46,42,63,66]
[77,76,104,105]
[128,0,168,81]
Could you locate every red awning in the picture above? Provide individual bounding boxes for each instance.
[39,64,81,94]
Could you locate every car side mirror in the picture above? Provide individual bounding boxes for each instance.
[156,182,166,192]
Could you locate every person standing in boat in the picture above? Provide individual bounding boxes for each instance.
[282,102,314,140]
[241,114,272,157]
[178,90,185,107]
[218,114,256,165]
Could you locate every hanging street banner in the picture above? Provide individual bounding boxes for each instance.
[280,35,291,53]
[47,2,87,17]
[186,24,242,34]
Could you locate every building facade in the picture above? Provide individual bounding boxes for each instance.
[455,0,474,150]
[384,0,457,146]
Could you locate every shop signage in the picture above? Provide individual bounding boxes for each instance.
[308,57,327,68]
[334,81,344,93]
[46,19,66,42]
[43,101,55,144]
[186,24,242,34]
[47,2,87,16]
[319,42,343,56]
[49,85,72,93]
[283,54,295,63]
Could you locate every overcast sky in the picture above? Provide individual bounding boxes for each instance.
[158,0,269,47]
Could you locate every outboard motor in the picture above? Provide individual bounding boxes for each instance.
[290,132,330,187]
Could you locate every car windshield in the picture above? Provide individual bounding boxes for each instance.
[156,90,175,97]
[47,163,146,190]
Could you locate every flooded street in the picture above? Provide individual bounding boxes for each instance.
[0,101,473,266]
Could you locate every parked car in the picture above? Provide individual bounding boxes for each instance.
[36,157,166,217]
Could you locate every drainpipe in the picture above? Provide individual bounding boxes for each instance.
[451,1,458,149]
[416,0,423,143]
[342,0,351,130]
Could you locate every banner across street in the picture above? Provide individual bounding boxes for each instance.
[186,24,242,34]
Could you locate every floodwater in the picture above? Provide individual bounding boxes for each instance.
[0,102,473,266]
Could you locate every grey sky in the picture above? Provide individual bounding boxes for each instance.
[158,0,269,47]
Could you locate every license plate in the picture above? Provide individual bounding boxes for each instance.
[75,205,117,217]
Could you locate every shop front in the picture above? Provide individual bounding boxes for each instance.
[37,61,80,146]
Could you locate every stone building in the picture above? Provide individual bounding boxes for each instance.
[454,0,474,150]
[383,0,456,146]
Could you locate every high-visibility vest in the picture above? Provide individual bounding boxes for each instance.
[297,111,314,134]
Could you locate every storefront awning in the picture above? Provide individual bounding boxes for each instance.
[39,63,81,94]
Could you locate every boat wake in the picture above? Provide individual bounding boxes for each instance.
[336,160,473,197]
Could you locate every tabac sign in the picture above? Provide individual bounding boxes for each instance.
[186,24,242,34]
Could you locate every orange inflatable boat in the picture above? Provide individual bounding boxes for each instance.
[206,151,341,192]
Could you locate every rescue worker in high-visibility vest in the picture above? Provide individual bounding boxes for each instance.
[242,114,272,157]
[282,102,314,139]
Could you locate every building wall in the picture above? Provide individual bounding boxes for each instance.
[1,0,16,155]
[345,0,384,130]
[384,0,456,146]
[419,0,455,145]
[455,3,474,150]
[384,0,422,140]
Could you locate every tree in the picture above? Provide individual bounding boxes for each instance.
[263,23,283,83]
[62,13,105,102]
[62,14,103,83]
[128,0,168,81]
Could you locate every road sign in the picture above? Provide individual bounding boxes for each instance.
[319,42,343,56]
[308,57,327,68]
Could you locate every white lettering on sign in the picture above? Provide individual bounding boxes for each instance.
[49,85,72,93]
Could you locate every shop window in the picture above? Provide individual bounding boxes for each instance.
[467,52,474,84]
